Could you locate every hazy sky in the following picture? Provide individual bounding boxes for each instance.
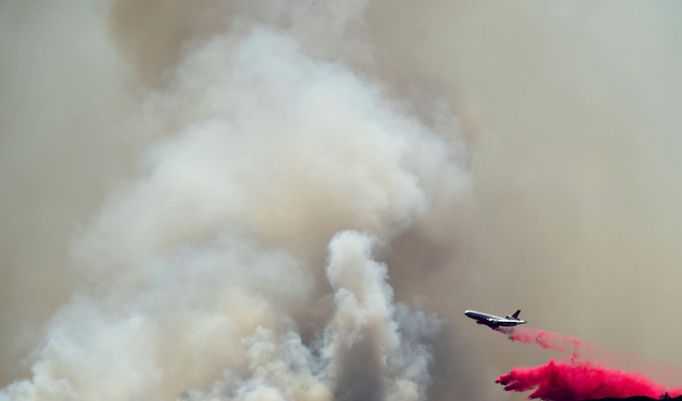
[2,1,682,400]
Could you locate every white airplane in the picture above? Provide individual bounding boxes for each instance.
[464,309,526,329]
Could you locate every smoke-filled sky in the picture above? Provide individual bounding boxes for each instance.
[2,1,682,400]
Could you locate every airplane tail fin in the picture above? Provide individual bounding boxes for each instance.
[511,309,521,319]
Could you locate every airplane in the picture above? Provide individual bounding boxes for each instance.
[464,309,526,329]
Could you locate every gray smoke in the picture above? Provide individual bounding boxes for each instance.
[0,3,468,399]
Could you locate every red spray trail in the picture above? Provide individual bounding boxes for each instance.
[496,359,681,401]
[494,327,682,401]
[496,327,586,354]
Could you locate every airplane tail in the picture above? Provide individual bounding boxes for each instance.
[511,309,521,319]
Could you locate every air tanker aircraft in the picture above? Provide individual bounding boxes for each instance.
[464,309,526,329]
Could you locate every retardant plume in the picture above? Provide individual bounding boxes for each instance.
[496,327,682,400]
[497,327,586,354]
[497,360,681,401]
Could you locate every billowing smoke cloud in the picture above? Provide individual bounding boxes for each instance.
[0,1,467,399]
[0,230,442,400]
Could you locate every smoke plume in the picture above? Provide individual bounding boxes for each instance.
[1,230,443,400]
[0,1,467,399]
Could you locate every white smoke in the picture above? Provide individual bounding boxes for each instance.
[0,6,468,401]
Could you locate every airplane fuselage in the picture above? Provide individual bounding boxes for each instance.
[464,309,526,329]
